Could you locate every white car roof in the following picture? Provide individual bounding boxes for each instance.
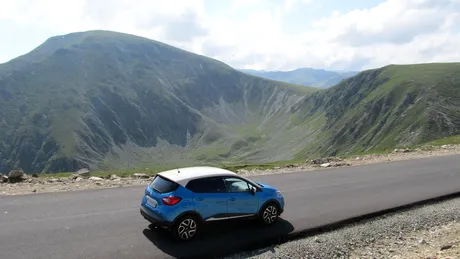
[157,166,238,186]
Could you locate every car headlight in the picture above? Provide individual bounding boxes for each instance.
[276,190,283,198]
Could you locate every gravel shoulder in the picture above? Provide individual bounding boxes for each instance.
[225,196,460,259]
[0,174,153,196]
[237,144,460,177]
[1,144,460,196]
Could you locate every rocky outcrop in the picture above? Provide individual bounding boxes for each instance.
[7,169,26,183]
[308,157,344,165]
[70,168,91,179]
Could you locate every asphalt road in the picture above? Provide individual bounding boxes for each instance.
[1,155,460,259]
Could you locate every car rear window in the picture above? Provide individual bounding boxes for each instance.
[149,175,179,193]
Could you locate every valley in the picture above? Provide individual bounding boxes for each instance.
[0,30,459,174]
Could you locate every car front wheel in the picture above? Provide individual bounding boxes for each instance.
[172,215,199,241]
[260,202,279,225]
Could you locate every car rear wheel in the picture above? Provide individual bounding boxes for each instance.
[172,215,199,241]
[259,202,279,225]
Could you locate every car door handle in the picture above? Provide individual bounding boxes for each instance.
[196,197,204,201]
[229,198,235,201]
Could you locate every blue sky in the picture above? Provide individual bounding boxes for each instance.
[1,0,459,71]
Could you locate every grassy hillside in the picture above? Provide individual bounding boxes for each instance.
[240,68,358,88]
[0,30,459,174]
[0,30,319,173]
[293,63,460,159]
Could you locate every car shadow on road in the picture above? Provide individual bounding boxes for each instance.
[142,217,295,258]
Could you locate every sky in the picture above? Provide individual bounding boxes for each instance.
[1,0,460,71]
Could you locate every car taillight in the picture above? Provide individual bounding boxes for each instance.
[162,196,182,205]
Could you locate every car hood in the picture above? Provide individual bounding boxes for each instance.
[256,181,278,191]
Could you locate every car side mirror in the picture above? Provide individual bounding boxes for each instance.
[249,186,256,195]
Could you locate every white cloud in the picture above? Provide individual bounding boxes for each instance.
[0,0,459,71]
[303,0,460,69]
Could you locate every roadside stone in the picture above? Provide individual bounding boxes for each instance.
[421,145,435,151]
[333,162,352,167]
[47,178,59,183]
[236,169,249,174]
[1,174,8,183]
[320,163,331,168]
[8,169,24,178]
[109,174,120,180]
[7,169,26,183]
[75,168,90,177]
[133,173,149,179]
[311,157,343,165]
[393,148,412,153]
[440,244,453,251]
[89,176,103,181]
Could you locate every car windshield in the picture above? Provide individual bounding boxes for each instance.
[241,176,262,188]
[149,175,178,193]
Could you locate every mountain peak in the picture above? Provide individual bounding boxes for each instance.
[0,30,316,173]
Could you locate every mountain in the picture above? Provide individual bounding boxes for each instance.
[292,62,460,159]
[0,30,319,173]
[1,30,459,174]
[240,68,359,88]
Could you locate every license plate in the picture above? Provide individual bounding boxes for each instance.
[146,196,158,208]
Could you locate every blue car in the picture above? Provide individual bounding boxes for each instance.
[140,166,285,241]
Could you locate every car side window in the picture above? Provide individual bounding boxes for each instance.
[186,177,227,193]
[223,177,251,193]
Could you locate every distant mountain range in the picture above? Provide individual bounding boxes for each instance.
[239,68,359,88]
[0,30,459,174]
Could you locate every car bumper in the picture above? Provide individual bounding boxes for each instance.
[140,205,173,229]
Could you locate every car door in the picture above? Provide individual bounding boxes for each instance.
[222,176,259,217]
[185,176,229,221]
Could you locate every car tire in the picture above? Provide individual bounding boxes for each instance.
[259,202,280,225]
[172,214,200,242]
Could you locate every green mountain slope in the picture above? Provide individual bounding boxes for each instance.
[292,63,460,159]
[1,30,459,174]
[0,30,319,173]
[240,68,358,88]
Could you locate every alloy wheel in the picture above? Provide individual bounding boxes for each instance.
[262,205,278,224]
[177,218,197,240]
